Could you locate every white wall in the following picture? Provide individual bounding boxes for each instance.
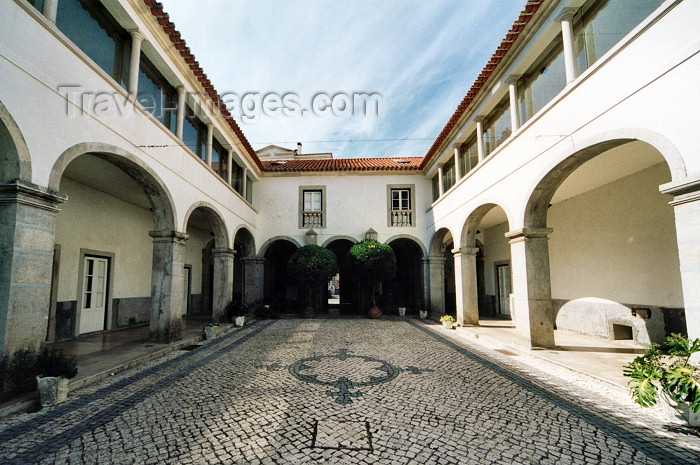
[481,222,511,297]
[184,228,212,295]
[55,178,153,301]
[548,163,682,307]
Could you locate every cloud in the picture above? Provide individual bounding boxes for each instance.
[163,0,524,157]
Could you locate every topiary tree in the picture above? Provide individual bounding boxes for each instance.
[346,239,397,310]
[287,245,338,313]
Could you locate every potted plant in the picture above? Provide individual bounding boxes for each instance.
[440,315,456,329]
[419,309,428,319]
[624,333,700,426]
[35,347,77,408]
[287,245,338,318]
[203,322,219,340]
[346,239,396,317]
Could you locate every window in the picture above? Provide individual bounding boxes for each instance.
[483,101,512,156]
[138,55,177,133]
[299,186,326,228]
[432,174,439,201]
[442,159,456,193]
[573,0,663,75]
[212,139,228,181]
[459,139,479,177]
[182,111,206,160]
[56,0,130,89]
[231,161,244,195]
[27,0,45,12]
[518,45,566,126]
[245,176,253,204]
[388,185,415,227]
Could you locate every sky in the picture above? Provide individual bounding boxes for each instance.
[162,1,525,158]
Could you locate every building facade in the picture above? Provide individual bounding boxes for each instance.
[1,0,698,356]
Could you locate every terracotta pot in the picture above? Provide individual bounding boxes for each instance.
[367,306,382,319]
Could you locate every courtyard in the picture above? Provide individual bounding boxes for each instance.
[1,319,698,464]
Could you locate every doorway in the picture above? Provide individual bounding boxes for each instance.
[78,255,110,334]
[495,261,511,317]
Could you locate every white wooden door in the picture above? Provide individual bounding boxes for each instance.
[496,264,511,317]
[79,256,108,334]
[183,266,191,314]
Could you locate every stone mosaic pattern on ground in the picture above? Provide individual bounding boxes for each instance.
[1,319,699,464]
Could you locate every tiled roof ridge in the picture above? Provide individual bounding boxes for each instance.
[142,0,264,171]
[261,157,423,172]
[419,0,546,170]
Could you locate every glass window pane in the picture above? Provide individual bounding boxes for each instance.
[483,105,511,156]
[518,49,566,126]
[246,177,253,203]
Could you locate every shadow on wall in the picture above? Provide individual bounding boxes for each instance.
[553,297,686,345]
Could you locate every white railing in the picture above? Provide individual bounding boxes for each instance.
[391,210,412,226]
[303,211,323,228]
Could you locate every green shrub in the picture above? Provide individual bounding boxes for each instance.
[346,240,397,307]
[288,245,338,309]
[36,347,77,379]
[0,349,39,403]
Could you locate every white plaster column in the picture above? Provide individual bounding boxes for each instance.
[243,257,265,305]
[661,180,700,343]
[507,75,520,132]
[205,123,213,166]
[453,144,462,180]
[0,181,66,354]
[227,148,233,184]
[128,30,144,95]
[437,166,445,197]
[428,255,446,316]
[505,227,555,348]
[148,230,189,342]
[211,248,235,321]
[558,8,578,84]
[475,117,486,162]
[175,86,186,139]
[42,0,58,23]
[453,247,480,327]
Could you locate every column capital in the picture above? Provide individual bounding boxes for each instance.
[149,230,189,245]
[177,85,186,95]
[505,227,553,244]
[474,115,486,124]
[242,256,265,265]
[0,180,67,212]
[452,247,480,257]
[557,7,576,22]
[506,74,520,85]
[129,29,145,42]
[212,247,236,256]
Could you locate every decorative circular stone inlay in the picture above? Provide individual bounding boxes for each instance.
[286,349,431,404]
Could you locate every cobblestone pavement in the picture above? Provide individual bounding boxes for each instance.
[1,319,699,464]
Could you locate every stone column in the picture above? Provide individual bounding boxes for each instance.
[506,227,555,348]
[437,166,445,197]
[559,8,578,84]
[243,257,265,305]
[427,255,446,317]
[42,0,59,23]
[205,123,213,166]
[148,230,188,342]
[475,117,486,162]
[507,75,520,132]
[661,180,700,342]
[420,258,431,313]
[453,247,480,327]
[0,181,66,355]
[211,248,235,321]
[176,86,186,139]
[128,30,144,95]
[453,144,462,180]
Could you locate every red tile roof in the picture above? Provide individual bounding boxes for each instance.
[419,0,546,170]
[261,157,423,173]
[142,0,264,171]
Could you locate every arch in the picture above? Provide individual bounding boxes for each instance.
[525,137,678,228]
[460,203,512,249]
[49,143,176,231]
[233,226,256,257]
[429,227,455,257]
[0,99,32,182]
[321,235,358,248]
[258,236,302,257]
[385,234,428,258]
[183,201,230,249]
